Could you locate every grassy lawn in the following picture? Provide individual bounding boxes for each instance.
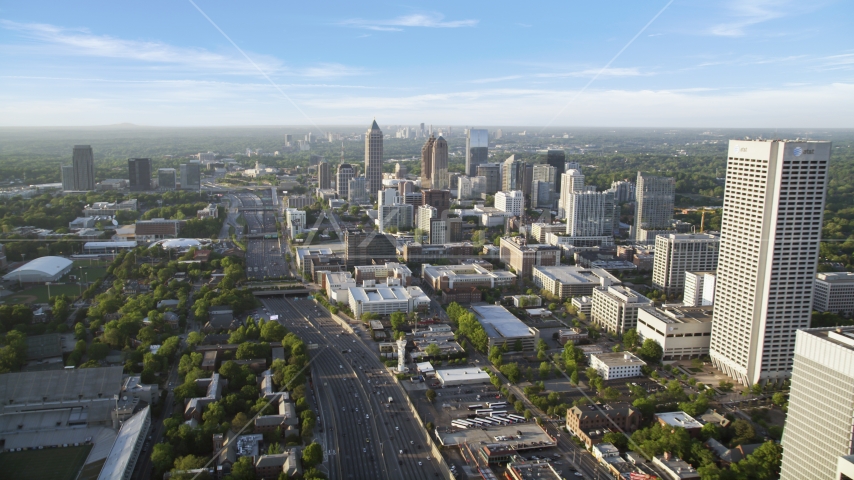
[0,445,92,480]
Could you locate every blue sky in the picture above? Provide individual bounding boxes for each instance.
[1,0,853,127]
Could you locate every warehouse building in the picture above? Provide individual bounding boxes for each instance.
[435,367,491,387]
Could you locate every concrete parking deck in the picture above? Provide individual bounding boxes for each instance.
[437,423,556,450]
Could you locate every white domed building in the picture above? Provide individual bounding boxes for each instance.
[3,256,73,283]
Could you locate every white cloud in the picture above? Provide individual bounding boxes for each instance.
[0,19,365,78]
[706,0,826,37]
[340,13,478,31]
[471,67,650,83]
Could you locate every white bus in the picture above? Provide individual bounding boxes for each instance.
[508,414,526,422]
[490,410,508,416]
[454,419,475,427]
[451,421,470,429]
[475,409,493,415]
[492,415,512,424]
[488,402,508,409]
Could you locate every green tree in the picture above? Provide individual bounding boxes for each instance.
[390,311,407,331]
[150,443,175,477]
[425,343,441,357]
[499,363,521,383]
[302,442,323,468]
[603,432,628,449]
[87,342,111,361]
[425,388,437,403]
[570,369,579,385]
[226,456,255,480]
[260,321,287,342]
[622,329,639,350]
[638,339,663,363]
[513,339,523,352]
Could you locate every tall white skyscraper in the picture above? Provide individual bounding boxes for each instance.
[558,169,586,218]
[431,136,449,190]
[780,327,854,480]
[709,140,830,386]
[564,190,615,237]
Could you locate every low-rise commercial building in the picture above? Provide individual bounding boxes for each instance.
[499,236,560,279]
[558,328,588,345]
[814,272,854,315]
[324,272,357,303]
[653,453,701,480]
[348,285,430,318]
[435,367,491,387]
[134,218,183,242]
[590,352,646,380]
[655,411,703,437]
[591,285,653,335]
[565,404,641,448]
[422,263,516,291]
[401,242,474,263]
[637,305,714,360]
[471,305,540,352]
[530,223,566,243]
[354,262,413,286]
[571,296,593,317]
[533,266,621,300]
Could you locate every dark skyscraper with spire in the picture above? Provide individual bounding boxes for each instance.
[364,119,383,196]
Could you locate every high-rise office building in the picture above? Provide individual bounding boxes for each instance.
[420,135,435,188]
[565,190,615,237]
[348,176,369,205]
[158,168,177,190]
[61,165,74,191]
[72,145,95,191]
[310,154,323,167]
[344,230,396,268]
[416,205,436,235]
[180,162,201,191]
[531,164,556,208]
[337,163,355,199]
[429,217,462,244]
[477,163,501,194]
[495,190,524,217]
[128,158,152,191]
[547,150,566,191]
[652,234,720,296]
[431,136,449,190]
[558,169,586,218]
[364,120,383,195]
[780,327,854,480]
[501,155,524,192]
[611,180,635,204]
[709,140,830,386]
[634,172,675,239]
[422,189,450,219]
[466,129,489,176]
[284,134,293,147]
[395,163,408,179]
[318,159,331,189]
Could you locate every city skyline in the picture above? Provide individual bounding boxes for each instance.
[1,1,852,127]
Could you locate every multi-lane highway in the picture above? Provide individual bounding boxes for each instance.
[261,297,445,480]
[232,192,288,280]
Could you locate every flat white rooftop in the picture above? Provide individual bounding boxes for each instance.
[471,305,533,339]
